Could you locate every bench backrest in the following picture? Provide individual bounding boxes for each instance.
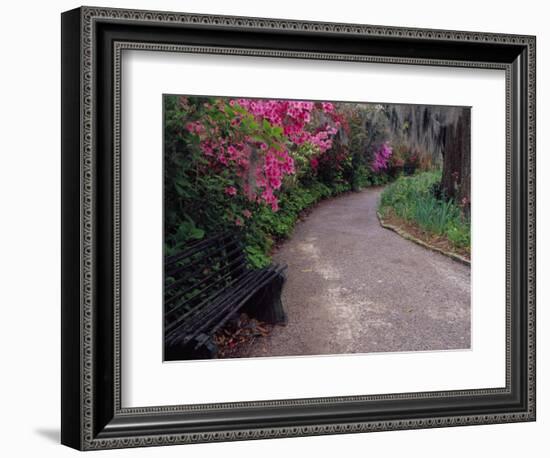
[164,233,247,334]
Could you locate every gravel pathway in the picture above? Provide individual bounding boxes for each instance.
[234,187,470,358]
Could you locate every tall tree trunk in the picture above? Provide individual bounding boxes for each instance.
[440,108,471,208]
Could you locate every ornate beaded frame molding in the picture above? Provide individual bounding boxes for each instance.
[111,43,513,414]
[62,5,536,451]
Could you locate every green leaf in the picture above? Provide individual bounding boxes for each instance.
[189,227,205,240]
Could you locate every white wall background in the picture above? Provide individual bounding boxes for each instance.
[0,0,546,456]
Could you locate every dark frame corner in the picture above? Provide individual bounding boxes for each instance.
[62,5,536,450]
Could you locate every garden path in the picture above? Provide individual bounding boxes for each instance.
[234,187,471,358]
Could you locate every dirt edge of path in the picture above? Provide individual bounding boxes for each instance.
[377,212,471,266]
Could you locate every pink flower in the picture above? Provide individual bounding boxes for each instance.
[371,142,393,172]
[242,209,252,219]
[218,154,228,166]
[200,141,214,156]
[310,157,319,170]
[235,217,244,227]
[186,121,204,135]
[321,102,335,113]
[227,145,239,160]
[225,186,237,196]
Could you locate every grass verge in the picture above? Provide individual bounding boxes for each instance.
[378,171,470,260]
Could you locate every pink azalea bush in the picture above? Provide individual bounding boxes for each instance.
[371,142,393,172]
[185,98,342,212]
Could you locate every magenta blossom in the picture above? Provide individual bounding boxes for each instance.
[371,142,393,172]
[224,186,237,196]
[321,102,335,113]
[186,121,205,135]
[310,157,319,170]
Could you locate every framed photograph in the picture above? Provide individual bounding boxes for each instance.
[61,6,536,450]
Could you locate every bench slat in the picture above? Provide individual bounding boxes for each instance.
[165,249,245,296]
[165,238,242,279]
[164,233,231,266]
[165,268,259,337]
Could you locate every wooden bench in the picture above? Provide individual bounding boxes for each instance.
[164,233,287,360]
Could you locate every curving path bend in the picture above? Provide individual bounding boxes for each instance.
[235,187,470,358]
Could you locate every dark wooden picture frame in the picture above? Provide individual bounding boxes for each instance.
[61,6,536,450]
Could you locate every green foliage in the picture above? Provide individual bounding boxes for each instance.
[164,96,241,251]
[379,171,470,249]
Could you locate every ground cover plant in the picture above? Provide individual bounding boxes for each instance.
[379,171,470,254]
